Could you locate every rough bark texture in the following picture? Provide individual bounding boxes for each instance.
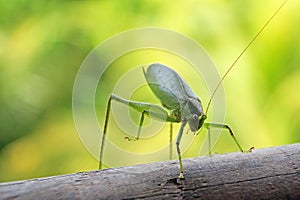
[0,143,299,200]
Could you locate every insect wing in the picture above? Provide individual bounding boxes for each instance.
[144,63,200,110]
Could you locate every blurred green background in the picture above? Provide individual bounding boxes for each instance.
[0,0,299,182]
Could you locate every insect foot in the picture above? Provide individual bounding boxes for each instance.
[247,146,255,153]
[124,136,138,141]
[178,172,185,179]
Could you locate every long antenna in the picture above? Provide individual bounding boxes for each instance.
[205,0,287,115]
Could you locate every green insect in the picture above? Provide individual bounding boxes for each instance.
[99,1,287,179]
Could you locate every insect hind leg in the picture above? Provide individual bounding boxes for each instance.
[99,94,178,170]
[126,112,175,162]
[124,110,146,141]
[99,94,113,170]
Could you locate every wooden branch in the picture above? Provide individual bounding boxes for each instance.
[1,143,299,199]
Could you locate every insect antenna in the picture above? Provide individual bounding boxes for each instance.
[205,0,287,115]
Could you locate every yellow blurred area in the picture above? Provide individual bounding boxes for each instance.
[0,113,96,182]
[0,0,300,182]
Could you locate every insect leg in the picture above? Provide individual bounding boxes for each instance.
[125,110,146,141]
[99,95,113,169]
[137,110,146,140]
[204,122,244,153]
[176,120,187,179]
[169,123,173,160]
[207,127,212,156]
[99,94,178,169]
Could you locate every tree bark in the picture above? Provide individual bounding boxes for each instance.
[0,143,299,200]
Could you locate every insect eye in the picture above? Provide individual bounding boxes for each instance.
[192,114,198,119]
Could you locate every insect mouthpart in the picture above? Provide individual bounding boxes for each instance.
[198,114,207,130]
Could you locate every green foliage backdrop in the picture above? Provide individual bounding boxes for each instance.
[0,0,299,182]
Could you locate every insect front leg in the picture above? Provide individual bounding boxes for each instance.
[204,122,244,153]
[176,120,187,179]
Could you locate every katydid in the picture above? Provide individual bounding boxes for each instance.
[99,1,287,179]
